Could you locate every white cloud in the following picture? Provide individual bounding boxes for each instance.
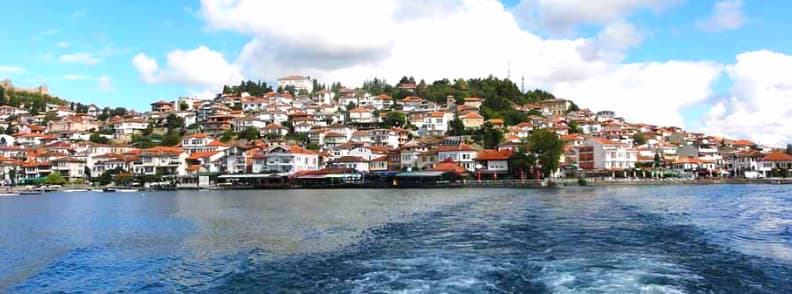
[577,20,644,62]
[512,0,680,33]
[98,76,112,91]
[696,0,744,32]
[40,29,60,36]
[169,0,725,130]
[58,52,101,65]
[56,41,70,48]
[554,61,724,128]
[0,66,25,74]
[132,45,243,89]
[701,50,792,146]
[63,74,90,80]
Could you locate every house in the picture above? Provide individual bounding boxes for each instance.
[474,149,513,178]
[261,123,289,137]
[758,152,792,178]
[463,97,483,109]
[418,111,451,136]
[48,116,98,133]
[252,145,318,174]
[92,152,137,175]
[371,94,393,110]
[277,75,313,93]
[135,146,187,176]
[150,100,174,112]
[112,117,149,138]
[370,155,389,171]
[538,99,571,116]
[181,133,229,154]
[186,151,225,174]
[327,156,370,173]
[437,143,478,172]
[51,157,87,181]
[581,137,638,171]
[728,150,764,177]
[459,112,484,130]
[349,107,377,124]
[232,116,267,133]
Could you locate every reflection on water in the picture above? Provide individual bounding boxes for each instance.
[1,185,791,293]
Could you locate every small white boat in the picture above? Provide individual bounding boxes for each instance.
[0,193,19,197]
[116,189,139,192]
[63,189,88,192]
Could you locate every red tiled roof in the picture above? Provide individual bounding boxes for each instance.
[437,144,476,152]
[475,149,513,161]
[761,152,792,162]
[188,151,220,160]
[431,158,467,174]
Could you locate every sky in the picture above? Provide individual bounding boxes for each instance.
[1,0,791,146]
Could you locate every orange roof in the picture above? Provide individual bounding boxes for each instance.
[429,111,445,118]
[374,94,392,100]
[673,157,701,164]
[732,139,754,146]
[184,133,210,139]
[761,152,792,162]
[487,119,505,124]
[349,107,372,113]
[461,112,484,119]
[463,97,482,101]
[431,158,467,174]
[188,151,220,160]
[475,149,513,161]
[287,145,317,155]
[206,140,229,147]
[141,146,183,156]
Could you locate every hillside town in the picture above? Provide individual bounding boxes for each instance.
[0,75,790,189]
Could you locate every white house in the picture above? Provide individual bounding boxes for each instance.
[583,137,638,171]
[252,145,319,174]
[437,143,478,172]
[277,75,313,93]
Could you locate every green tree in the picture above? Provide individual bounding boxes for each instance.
[220,129,234,142]
[508,152,537,178]
[89,133,110,144]
[382,111,406,128]
[161,129,181,146]
[473,122,503,149]
[633,133,647,145]
[568,121,582,134]
[179,101,189,111]
[447,118,466,136]
[239,127,260,140]
[786,144,792,155]
[529,129,563,177]
[166,113,185,129]
[45,172,66,185]
[42,111,58,124]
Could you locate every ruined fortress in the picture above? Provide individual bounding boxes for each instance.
[0,79,49,96]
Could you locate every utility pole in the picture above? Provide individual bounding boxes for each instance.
[521,74,525,93]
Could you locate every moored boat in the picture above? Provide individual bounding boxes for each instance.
[0,193,20,197]
[63,189,88,192]
[116,189,139,192]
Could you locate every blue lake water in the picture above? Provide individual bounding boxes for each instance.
[1,185,791,293]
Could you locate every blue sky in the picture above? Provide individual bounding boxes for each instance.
[0,0,790,144]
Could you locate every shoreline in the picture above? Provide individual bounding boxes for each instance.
[4,178,789,194]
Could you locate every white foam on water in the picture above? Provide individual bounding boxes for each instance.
[532,254,697,294]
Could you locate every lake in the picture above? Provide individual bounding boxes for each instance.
[1,185,791,293]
